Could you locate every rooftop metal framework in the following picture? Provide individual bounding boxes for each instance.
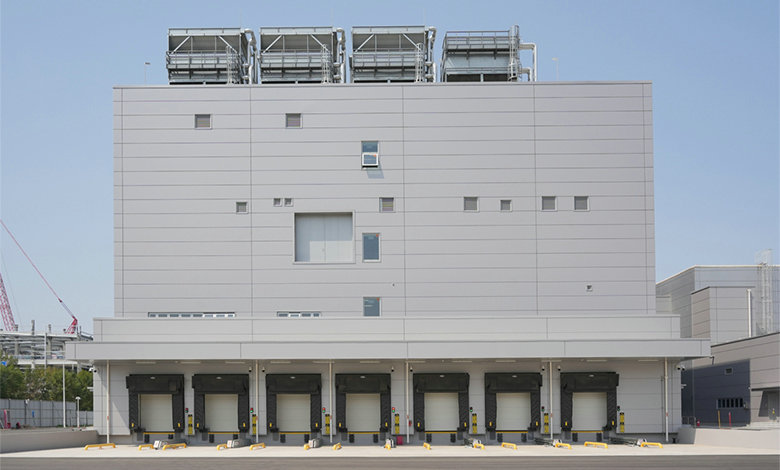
[167,28,257,84]
[350,26,436,83]
[1,327,92,369]
[259,27,346,84]
[440,25,537,82]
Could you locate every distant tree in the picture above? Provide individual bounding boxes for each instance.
[23,367,49,400]
[0,353,25,399]
[73,369,93,411]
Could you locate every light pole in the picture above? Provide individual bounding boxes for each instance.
[144,62,151,84]
[552,57,559,81]
[75,396,81,428]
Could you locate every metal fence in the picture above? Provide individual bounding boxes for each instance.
[0,398,93,428]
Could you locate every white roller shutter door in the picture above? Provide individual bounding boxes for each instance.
[572,392,606,431]
[424,392,459,431]
[346,393,380,432]
[140,394,172,432]
[205,394,238,432]
[496,392,530,431]
[277,394,310,432]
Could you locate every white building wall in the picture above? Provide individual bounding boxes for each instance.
[114,82,655,321]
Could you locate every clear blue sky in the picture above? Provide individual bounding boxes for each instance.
[1,0,778,333]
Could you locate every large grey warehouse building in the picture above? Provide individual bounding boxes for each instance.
[67,26,709,446]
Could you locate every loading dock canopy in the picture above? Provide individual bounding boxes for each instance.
[266,374,322,433]
[560,372,619,432]
[335,374,391,433]
[413,373,469,433]
[484,372,542,432]
[126,374,184,433]
[192,374,249,433]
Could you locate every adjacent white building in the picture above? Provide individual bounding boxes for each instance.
[67,25,708,446]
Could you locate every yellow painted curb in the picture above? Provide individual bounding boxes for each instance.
[162,443,186,450]
[584,441,608,449]
[641,442,663,448]
[84,443,115,450]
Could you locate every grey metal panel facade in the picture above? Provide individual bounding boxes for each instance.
[114,82,655,320]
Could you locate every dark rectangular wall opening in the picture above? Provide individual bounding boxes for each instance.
[266,374,322,433]
[191,374,249,433]
[560,372,619,432]
[126,374,185,434]
[412,373,469,433]
[335,373,391,433]
[484,372,543,432]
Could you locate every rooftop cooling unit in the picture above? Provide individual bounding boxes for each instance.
[166,28,257,85]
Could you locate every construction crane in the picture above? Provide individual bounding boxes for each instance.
[0,272,16,331]
[0,219,78,334]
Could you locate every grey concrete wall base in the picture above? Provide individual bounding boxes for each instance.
[0,429,99,454]
[677,427,780,451]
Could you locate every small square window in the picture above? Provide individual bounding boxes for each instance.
[500,200,512,212]
[361,141,379,168]
[284,198,293,207]
[380,197,395,213]
[574,196,589,211]
[724,367,733,375]
[236,201,248,213]
[363,233,380,262]
[286,113,302,128]
[541,196,557,211]
[464,197,478,211]
[363,297,380,317]
[273,198,282,207]
[195,114,211,129]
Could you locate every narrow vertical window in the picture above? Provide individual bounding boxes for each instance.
[500,200,512,212]
[235,202,248,213]
[541,196,557,211]
[286,113,302,128]
[574,196,589,211]
[380,197,395,213]
[362,233,380,262]
[363,297,380,317]
[464,197,478,212]
[195,114,211,129]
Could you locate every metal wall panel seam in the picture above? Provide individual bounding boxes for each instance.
[533,83,539,316]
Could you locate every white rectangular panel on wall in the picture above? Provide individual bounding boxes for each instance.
[295,213,353,263]
[346,393,380,432]
[496,392,530,431]
[205,394,238,432]
[277,394,310,432]
[140,394,173,432]
[424,392,459,431]
[572,392,606,431]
